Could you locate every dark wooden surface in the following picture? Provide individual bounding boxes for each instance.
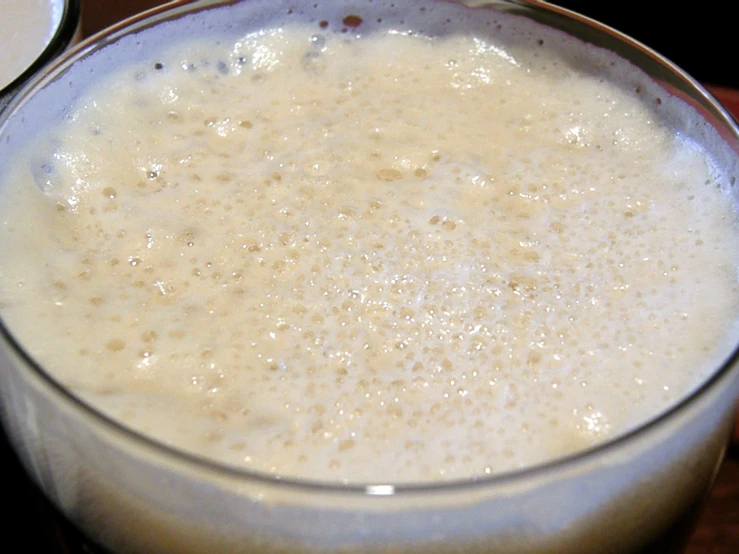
[71,2,739,552]
[686,445,739,554]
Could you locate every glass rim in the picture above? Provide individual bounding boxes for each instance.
[0,0,82,100]
[1,0,738,497]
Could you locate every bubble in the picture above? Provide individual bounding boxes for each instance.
[376,168,403,181]
[31,160,60,192]
[141,330,158,342]
[106,339,126,352]
[342,15,363,28]
[311,34,326,50]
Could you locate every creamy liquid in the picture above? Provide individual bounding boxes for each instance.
[0,0,63,90]
[1,14,738,484]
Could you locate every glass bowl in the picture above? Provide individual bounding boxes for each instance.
[0,0,81,113]
[0,1,737,553]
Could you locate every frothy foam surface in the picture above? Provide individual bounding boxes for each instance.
[1,2,738,484]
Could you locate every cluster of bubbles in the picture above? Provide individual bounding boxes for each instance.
[3,15,737,483]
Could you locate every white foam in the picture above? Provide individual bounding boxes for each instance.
[1,3,738,486]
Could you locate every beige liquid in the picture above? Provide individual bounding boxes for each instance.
[0,16,737,486]
[0,0,63,90]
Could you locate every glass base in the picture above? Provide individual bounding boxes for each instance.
[3,422,717,554]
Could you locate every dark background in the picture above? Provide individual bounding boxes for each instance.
[79,1,738,88]
[552,1,736,87]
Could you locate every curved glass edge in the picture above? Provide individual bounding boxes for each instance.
[0,0,82,113]
[509,1,739,150]
[0,0,738,496]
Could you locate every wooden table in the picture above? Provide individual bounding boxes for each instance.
[74,2,738,552]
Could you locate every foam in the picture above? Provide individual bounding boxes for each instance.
[1,1,738,486]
